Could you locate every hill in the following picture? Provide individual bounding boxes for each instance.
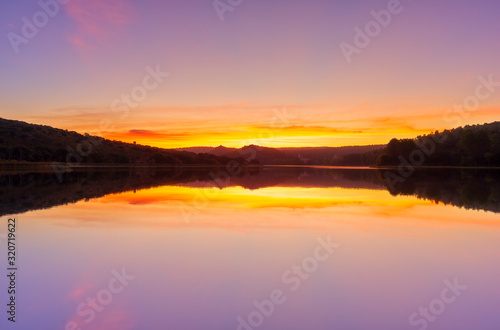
[178,145,300,165]
[376,122,500,167]
[177,145,385,165]
[0,117,253,167]
[278,145,384,165]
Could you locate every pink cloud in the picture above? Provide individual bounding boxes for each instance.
[65,0,134,51]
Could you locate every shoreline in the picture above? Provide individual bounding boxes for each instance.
[1,161,499,171]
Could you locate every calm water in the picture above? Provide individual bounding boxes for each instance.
[0,166,499,330]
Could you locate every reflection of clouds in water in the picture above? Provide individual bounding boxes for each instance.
[22,184,500,237]
[2,168,500,220]
[64,268,137,330]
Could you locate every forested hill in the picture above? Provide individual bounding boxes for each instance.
[0,117,253,166]
[376,122,500,167]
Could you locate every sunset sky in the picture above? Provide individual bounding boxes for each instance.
[1,0,499,148]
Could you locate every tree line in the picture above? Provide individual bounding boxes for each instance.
[376,122,500,167]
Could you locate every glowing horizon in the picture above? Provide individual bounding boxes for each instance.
[6,105,498,149]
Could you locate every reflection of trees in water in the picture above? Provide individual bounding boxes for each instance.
[379,169,500,213]
[0,167,261,217]
[1,167,499,217]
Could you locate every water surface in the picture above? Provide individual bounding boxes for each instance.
[0,167,499,329]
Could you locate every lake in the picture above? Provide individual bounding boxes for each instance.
[0,166,499,329]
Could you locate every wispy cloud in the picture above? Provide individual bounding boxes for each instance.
[128,129,158,136]
[65,0,134,52]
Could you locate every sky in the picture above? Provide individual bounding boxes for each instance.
[1,0,499,148]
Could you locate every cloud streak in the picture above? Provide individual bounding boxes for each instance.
[65,0,134,51]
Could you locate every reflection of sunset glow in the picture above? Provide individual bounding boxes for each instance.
[33,185,500,231]
[100,185,424,209]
